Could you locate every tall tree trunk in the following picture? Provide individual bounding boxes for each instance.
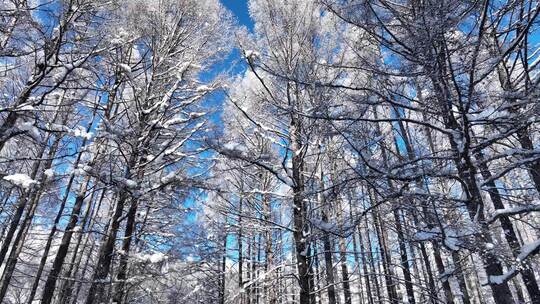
[372,207,398,304]
[58,188,107,304]
[348,199,365,304]
[0,144,46,267]
[291,111,311,304]
[39,176,93,304]
[335,198,352,304]
[0,189,42,301]
[264,194,276,304]
[247,235,253,304]
[321,211,337,304]
[26,130,93,304]
[238,197,244,304]
[393,208,415,304]
[0,129,63,301]
[475,150,540,302]
[112,198,140,304]
[83,147,139,304]
[450,251,472,304]
[83,188,131,304]
[313,241,322,304]
[358,226,373,304]
[364,216,381,303]
[430,76,516,303]
[221,231,227,304]
[432,245,455,304]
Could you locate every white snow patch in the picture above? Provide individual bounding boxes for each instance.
[70,126,93,140]
[44,168,55,178]
[118,63,132,73]
[134,251,167,263]
[244,50,260,60]
[517,239,540,262]
[3,174,38,189]
[16,120,40,139]
[16,105,35,111]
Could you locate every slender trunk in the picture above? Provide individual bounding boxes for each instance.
[425,31,515,302]
[0,130,62,301]
[0,189,41,300]
[26,134,93,304]
[372,207,398,304]
[0,188,13,222]
[317,157,337,304]
[365,216,381,303]
[291,112,311,304]
[112,198,140,304]
[39,176,92,304]
[516,127,540,194]
[257,232,262,304]
[83,189,131,304]
[348,199,364,304]
[418,241,439,303]
[313,241,322,304]
[221,232,227,304]
[0,142,46,267]
[58,189,107,304]
[71,235,98,304]
[358,226,373,304]
[247,236,252,304]
[251,235,257,304]
[450,251,472,304]
[432,245,455,304]
[0,111,21,152]
[335,199,351,304]
[392,208,415,304]
[238,197,244,303]
[308,242,317,304]
[321,212,337,304]
[264,195,276,304]
[476,151,540,302]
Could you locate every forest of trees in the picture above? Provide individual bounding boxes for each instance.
[0,0,540,303]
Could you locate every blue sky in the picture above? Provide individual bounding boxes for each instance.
[221,0,254,30]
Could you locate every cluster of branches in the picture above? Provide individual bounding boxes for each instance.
[208,1,540,304]
[0,0,234,303]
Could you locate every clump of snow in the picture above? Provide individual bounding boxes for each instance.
[196,85,211,92]
[110,37,124,46]
[3,174,38,189]
[517,239,540,263]
[161,172,177,184]
[118,178,138,189]
[44,168,55,178]
[134,251,167,263]
[70,126,93,140]
[244,50,260,61]
[223,142,248,155]
[16,120,40,140]
[489,268,515,285]
[118,63,132,73]
[16,104,35,111]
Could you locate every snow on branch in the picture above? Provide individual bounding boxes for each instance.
[488,239,540,285]
[488,204,540,223]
